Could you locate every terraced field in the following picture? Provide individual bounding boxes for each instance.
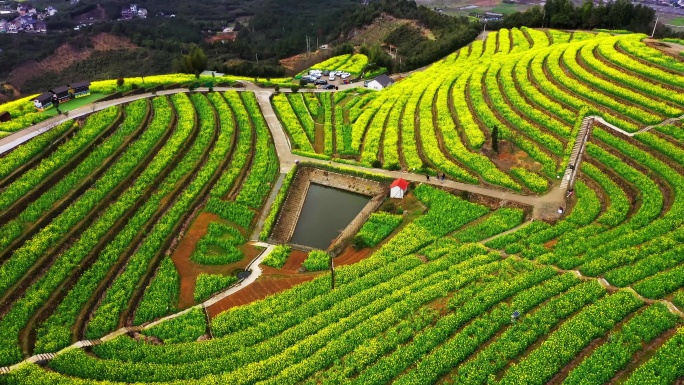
[1,27,684,384]
[279,28,684,195]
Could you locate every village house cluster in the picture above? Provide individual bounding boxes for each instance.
[32,81,91,111]
[120,4,147,20]
[0,4,56,33]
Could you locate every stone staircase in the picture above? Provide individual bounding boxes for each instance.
[561,117,593,191]
[270,169,312,243]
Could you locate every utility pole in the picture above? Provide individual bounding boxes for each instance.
[256,53,259,64]
[651,14,659,38]
[483,23,486,41]
[329,253,335,290]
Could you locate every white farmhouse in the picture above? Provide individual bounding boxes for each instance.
[367,74,393,91]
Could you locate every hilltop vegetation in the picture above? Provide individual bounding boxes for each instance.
[0,27,684,385]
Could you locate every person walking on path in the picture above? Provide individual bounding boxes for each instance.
[441,173,446,182]
[426,174,430,181]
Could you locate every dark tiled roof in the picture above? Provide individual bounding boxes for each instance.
[51,86,70,94]
[70,81,91,88]
[34,92,53,103]
[373,74,393,87]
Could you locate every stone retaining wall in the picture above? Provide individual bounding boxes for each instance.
[269,166,387,247]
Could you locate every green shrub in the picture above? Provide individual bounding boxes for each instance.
[354,212,403,248]
[142,308,206,344]
[262,245,292,268]
[510,167,549,193]
[190,222,246,265]
[303,250,330,271]
[194,273,238,302]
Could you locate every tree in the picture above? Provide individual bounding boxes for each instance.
[492,125,499,153]
[116,77,125,87]
[177,46,208,79]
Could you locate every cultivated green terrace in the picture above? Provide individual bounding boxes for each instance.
[0,28,683,384]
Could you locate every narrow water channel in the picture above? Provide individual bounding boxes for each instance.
[291,183,370,250]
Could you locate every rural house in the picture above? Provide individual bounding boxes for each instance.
[389,178,409,199]
[32,92,53,110]
[69,81,91,98]
[50,86,71,103]
[367,74,394,91]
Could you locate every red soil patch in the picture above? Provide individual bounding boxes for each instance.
[170,212,261,309]
[281,250,309,272]
[9,33,137,90]
[473,0,499,6]
[334,245,374,266]
[206,32,238,43]
[206,276,314,318]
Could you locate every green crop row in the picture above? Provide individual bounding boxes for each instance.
[450,278,600,385]
[618,37,684,74]
[0,120,74,180]
[452,208,525,243]
[510,167,548,193]
[262,245,292,268]
[259,167,296,241]
[20,100,149,224]
[190,222,246,265]
[53,246,497,382]
[623,325,684,384]
[84,91,221,339]
[0,98,172,364]
[141,307,206,344]
[0,106,120,212]
[303,250,330,271]
[354,212,403,248]
[497,290,643,385]
[234,92,279,209]
[485,62,565,155]
[207,92,247,199]
[194,273,238,302]
[32,97,177,354]
[133,256,180,325]
[272,93,314,153]
[420,70,486,184]
[564,303,679,385]
[354,262,557,385]
[319,94,334,155]
[287,93,315,142]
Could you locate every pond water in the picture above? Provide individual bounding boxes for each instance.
[291,183,370,250]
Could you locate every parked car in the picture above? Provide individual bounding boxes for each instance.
[315,79,328,85]
[323,70,330,76]
[341,73,350,79]
[324,84,336,89]
[328,74,336,81]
